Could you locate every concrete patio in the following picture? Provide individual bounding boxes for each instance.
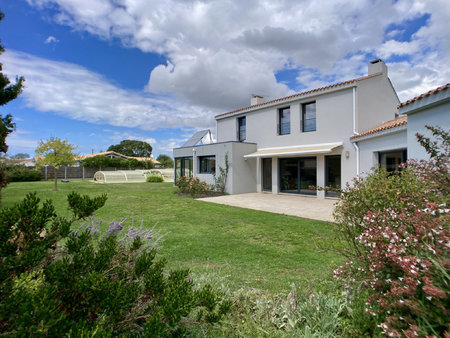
[196,193,338,222]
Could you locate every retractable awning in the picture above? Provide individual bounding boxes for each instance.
[243,142,342,158]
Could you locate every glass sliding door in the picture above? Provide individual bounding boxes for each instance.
[325,155,341,197]
[280,158,299,193]
[280,157,317,195]
[174,157,193,182]
[262,158,272,191]
[299,157,317,195]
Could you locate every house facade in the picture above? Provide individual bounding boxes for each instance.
[173,60,401,197]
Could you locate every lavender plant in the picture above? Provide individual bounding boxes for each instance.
[0,192,230,336]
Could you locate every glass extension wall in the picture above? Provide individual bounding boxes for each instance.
[175,157,193,182]
[280,157,317,195]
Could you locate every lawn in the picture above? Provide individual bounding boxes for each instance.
[2,180,342,294]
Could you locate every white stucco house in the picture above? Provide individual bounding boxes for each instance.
[173,60,448,198]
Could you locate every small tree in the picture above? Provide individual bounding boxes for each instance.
[108,140,152,157]
[156,154,174,168]
[35,137,77,191]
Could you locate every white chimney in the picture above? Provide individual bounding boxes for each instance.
[251,94,265,105]
[368,59,387,76]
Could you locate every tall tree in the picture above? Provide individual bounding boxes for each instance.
[156,154,174,168]
[35,137,77,191]
[107,140,152,157]
[0,11,25,207]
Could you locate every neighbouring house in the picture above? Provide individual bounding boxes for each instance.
[173,61,449,198]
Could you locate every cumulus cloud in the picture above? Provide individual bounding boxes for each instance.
[2,50,216,131]
[24,0,450,108]
[44,35,59,44]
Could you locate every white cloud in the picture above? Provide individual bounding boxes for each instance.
[7,129,40,152]
[44,35,59,44]
[2,50,217,131]
[23,0,450,108]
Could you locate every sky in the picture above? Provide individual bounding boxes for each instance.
[0,0,449,158]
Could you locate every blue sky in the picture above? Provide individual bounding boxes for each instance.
[0,0,449,158]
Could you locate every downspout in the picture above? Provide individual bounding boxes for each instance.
[351,86,360,176]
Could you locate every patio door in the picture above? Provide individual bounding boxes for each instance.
[280,157,317,195]
[262,158,272,191]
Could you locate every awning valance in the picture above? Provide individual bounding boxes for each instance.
[244,142,342,158]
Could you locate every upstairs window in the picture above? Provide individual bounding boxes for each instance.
[302,102,316,132]
[238,116,246,141]
[199,156,216,174]
[278,107,290,135]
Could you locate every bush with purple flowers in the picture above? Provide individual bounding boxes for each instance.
[0,191,230,336]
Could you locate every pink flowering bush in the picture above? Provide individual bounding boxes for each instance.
[334,126,449,337]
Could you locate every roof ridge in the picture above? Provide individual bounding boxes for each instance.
[216,72,383,119]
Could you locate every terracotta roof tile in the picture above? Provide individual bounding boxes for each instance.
[397,83,450,108]
[215,72,382,119]
[351,116,407,140]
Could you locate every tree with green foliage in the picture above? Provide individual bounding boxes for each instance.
[0,11,25,207]
[82,155,153,169]
[156,154,174,168]
[108,140,152,157]
[11,153,30,159]
[35,137,77,191]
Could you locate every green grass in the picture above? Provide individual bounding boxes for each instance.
[2,180,342,294]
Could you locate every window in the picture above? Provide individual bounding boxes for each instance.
[379,149,407,172]
[278,107,290,135]
[199,156,216,174]
[302,102,316,132]
[238,116,246,141]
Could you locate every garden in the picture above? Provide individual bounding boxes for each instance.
[0,127,448,336]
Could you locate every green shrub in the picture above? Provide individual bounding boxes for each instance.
[147,175,164,182]
[82,155,153,169]
[6,167,41,182]
[0,192,230,336]
[176,176,213,198]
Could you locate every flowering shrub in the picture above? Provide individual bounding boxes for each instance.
[176,176,212,198]
[333,126,449,337]
[0,192,230,336]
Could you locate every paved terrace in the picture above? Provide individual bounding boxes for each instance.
[196,193,338,222]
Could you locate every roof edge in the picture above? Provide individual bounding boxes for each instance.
[215,72,383,119]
